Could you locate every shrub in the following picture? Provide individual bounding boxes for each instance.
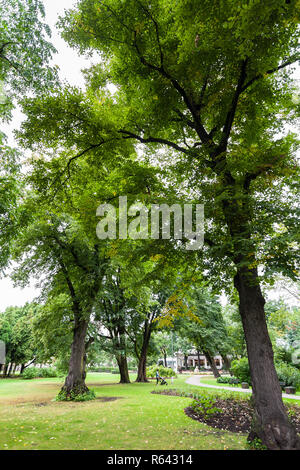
[191,395,221,418]
[39,367,57,378]
[22,366,57,379]
[230,358,251,385]
[217,376,231,384]
[217,376,239,385]
[275,362,300,390]
[22,367,39,379]
[56,389,96,402]
[146,365,177,378]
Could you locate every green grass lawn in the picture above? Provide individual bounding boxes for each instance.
[0,373,247,450]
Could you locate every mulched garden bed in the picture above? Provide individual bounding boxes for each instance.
[151,389,300,434]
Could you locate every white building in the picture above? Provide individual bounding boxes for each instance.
[160,351,224,372]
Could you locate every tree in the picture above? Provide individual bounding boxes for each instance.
[94,267,132,384]
[0,0,57,271]
[0,0,57,119]
[127,288,170,382]
[49,0,299,448]
[11,204,109,397]
[174,288,229,378]
[0,303,38,375]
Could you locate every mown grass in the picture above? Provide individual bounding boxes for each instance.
[0,373,247,450]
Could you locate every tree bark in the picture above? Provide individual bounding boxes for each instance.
[2,364,8,377]
[220,353,232,374]
[116,353,130,384]
[61,319,90,398]
[197,349,201,369]
[234,267,300,450]
[204,350,220,378]
[163,350,167,367]
[136,324,151,383]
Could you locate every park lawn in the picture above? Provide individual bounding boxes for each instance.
[0,373,246,450]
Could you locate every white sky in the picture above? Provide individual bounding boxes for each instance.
[0,1,299,310]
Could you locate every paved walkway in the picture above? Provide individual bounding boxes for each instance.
[186,375,300,401]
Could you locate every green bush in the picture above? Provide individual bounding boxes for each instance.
[39,367,57,378]
[230,358,251,385]
[22,367,39,379]
[22,366,57,379]
[275,362,300,389]
[217,376,240,385]
[146,365,177,378]
[191,395,221,418]
[56,389,96,402]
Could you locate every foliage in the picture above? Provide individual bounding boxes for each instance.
[230,358,251,385]
[0,303,39,370]
[217,376,240,385]
[175,287,231,363]
[22,366,57,380]
[146,365,176,378]
[275,362,300,390]
[56,388,96,402]
[246,438,268,451]
[191,395,221,418]
[0,0,57,118]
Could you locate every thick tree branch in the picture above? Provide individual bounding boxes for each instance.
[119,129,191,155]
[241,56,300,92]
[218,58,249,153]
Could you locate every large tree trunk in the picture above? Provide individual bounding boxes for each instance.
[136,324,151,383]
[116,354,130,384]
[234,267,300,450]
[204,350,220,378]
[61,319,90,398]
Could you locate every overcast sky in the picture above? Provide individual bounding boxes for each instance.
[0,1,299,311]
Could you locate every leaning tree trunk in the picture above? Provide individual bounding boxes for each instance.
[116,353,130,384]
[204,350,220,378]
[220,353,232,375]
[61,319,90,398]
[235,266,300,450]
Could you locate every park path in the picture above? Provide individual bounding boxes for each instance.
[185,375,300,401]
